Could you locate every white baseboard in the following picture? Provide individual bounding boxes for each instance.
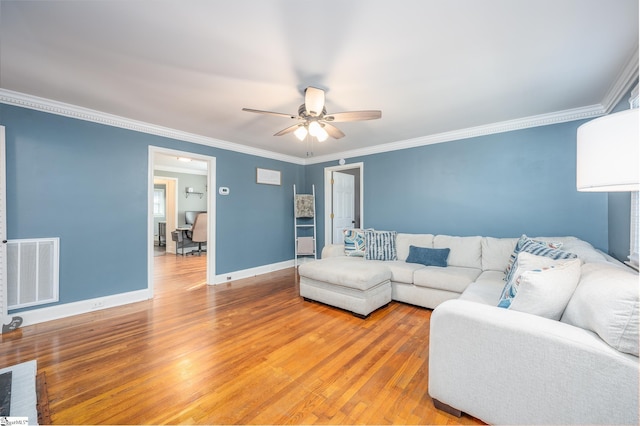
[12,258,311,327]
[214,258,309,284]
[14,289,152,327]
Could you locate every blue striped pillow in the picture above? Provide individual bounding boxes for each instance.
[504,235,563,280]
[504,239,577,284]
[364,230,397,261]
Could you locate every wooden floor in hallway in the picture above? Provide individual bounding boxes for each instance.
[0,253,483,425]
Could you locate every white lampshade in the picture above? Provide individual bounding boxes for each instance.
[294,125,307,141]
[576,109,639,192]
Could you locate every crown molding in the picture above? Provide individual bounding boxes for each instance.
[0,89,306,165]
[601,46,639,113]
[304,104,606,165]
[2,44,638,168]
[305,50,640,165]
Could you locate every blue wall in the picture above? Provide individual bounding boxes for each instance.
[1,97,624,312]
[306,120,609,252]
[1,104,304,309]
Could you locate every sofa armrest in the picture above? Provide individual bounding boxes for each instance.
[321,244,345,259]
[429,299,639,425]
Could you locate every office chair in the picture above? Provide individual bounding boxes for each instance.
[189,212,207,256]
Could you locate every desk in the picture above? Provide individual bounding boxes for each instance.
[171,226,192,256]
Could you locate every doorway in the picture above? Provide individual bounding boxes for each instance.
[148,147,216,296]
[324,162,364,245]
[153,176,178,256]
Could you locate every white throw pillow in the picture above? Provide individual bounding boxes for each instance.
[498,252,578,311]
[508,258,582,320]
[562,262,639,356]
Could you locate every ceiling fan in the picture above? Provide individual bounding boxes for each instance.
[242,86,381,142]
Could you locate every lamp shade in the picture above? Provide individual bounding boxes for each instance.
[576,109,639,192]
[294,125,308,141]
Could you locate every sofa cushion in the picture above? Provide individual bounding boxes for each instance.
[396,233,434,261]
[297,257,391,291]
[364,230,398,261]
[372,260,425,284]
[433,235,482,269]
[459,271,506,305]
[406,246,450,267]
[507,258,582,320]
[499,252,579,312]
[481,237,518,272]
[413,266,481,293]
[322,244,346,258]
[504,238,577,284]
[562,262,639,356]
[343,229,366,257]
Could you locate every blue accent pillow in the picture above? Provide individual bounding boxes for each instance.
[405,246,450,267]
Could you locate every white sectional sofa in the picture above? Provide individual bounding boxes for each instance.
[297,232,639,424]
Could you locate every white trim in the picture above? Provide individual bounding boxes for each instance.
[602,48,640,113]
[214,259,297,284]
[154,164,208,176]
[324,162,364,246]
[305,104,606,165]
[1,45,638,167]
[0,89,305,165]
[0,126,7,327]
[148,146,217,288]
[15,289,151,327]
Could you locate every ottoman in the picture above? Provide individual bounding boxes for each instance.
[298,257,392,317]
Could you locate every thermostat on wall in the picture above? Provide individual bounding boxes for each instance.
[219,187,230,195]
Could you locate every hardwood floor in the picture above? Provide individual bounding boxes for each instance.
[0,254,483,425]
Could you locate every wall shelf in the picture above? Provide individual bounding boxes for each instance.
[185,189,204,199]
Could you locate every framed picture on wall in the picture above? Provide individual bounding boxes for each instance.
[256,168,281,185]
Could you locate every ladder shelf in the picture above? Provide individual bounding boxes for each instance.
[293,184,317,268]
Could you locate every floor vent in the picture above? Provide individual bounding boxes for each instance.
[7,238,59,310]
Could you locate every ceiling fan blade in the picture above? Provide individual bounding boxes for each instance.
[304,87,325,117]
[242,108,296,119]
[324,110,382,122]
[274,124,301,136]
[323,123,345,139]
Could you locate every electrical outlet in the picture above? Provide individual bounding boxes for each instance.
[90,300,105,310]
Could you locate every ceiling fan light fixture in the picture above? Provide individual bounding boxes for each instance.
[308,121,322,137]
[316,126,329,142]
[294,125,308,141]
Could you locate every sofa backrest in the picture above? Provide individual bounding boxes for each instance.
[533,236,610,264]
[433,235,482,269]
[396,233,435,261]
[481,237,518,272]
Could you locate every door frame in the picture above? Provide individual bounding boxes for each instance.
[0,126,7,328]
[324,162,364,245]
[148,146,216,294]
[153,176,178,254]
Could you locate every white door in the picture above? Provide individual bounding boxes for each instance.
[332,171,355,244]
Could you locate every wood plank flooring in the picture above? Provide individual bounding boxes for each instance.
[0,254,483,425]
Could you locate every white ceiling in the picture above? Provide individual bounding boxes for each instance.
[1,0,638,162]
